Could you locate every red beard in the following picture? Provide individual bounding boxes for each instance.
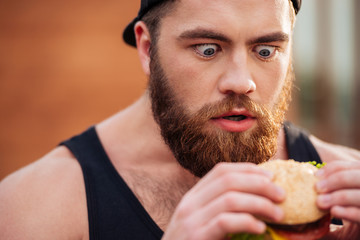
[148,46,293,177]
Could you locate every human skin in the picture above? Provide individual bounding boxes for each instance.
[137,0,292,238]
[0,0,360,239]
[135,0,360,239]
[315,158,360,239]
[141,0,292,119]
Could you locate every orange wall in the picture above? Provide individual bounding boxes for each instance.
[2,1,356,180]
[0,1,145,179]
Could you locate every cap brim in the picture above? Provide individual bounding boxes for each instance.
[292,0,301,14]
[123,17,139,47]
[123,0,301,47]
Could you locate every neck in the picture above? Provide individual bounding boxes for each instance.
[97,93,289,171]
[96,94,289,229]
[272,126,289,160]
[97,93,180,169]
[96,94,198,230]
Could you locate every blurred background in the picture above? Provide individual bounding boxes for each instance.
[1,0,359,180]
[292,0,360,150]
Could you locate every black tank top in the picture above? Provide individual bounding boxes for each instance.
[60,121,323,240]
[61,128,163,240]
[283,121,322,163]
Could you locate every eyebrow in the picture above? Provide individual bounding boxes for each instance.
[177,28,232,44]
[177,28,289,45]
[246,32,289,45]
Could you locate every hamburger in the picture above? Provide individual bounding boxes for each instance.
[228,159,331,240]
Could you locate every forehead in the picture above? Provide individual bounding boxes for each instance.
[160,0,292,41]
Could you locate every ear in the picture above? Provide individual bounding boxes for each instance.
[134,21,151,76]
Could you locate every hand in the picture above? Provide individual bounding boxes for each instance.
[316,161,360,239]
[162,163,285,240]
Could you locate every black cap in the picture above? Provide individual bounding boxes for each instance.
[123,0,302,47]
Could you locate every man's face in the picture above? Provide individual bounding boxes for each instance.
[148,0,294,177]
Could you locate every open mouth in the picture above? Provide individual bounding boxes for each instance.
[211,112,256,132]
[221,115,248,121]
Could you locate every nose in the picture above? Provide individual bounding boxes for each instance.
[217,57,256,96]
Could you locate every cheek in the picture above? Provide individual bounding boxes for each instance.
[255,59,290,106]
[158,48,219,111]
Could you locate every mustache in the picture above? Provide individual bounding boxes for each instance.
[191,94,270,121]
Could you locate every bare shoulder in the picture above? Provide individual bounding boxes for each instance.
[310,135,360,163]
[0,146,88,240]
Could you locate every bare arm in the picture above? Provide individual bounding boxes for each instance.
[0,147,88,240]
[310,135,360,164]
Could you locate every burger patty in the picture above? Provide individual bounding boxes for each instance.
[268,214,331,240]
[268,214,331,232]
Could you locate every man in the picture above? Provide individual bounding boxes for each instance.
[0,0,359,239]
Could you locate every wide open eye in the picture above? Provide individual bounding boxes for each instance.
[194,44,220,58]
[254,45,277,59]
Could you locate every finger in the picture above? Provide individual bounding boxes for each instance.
[317,190,360,209]
[316,170,360,194]
[194,213,266,240]
[331,206,360,223]
[187,171,284,211]
[198,191,284,223]
[316,161,360,179]
[176,174,282,221]
[185,163,280,205]
[194,162,273,191]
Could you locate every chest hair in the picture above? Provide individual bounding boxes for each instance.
[121,169,197,231]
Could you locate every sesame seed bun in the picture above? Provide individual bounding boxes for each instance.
[259,159,328,225]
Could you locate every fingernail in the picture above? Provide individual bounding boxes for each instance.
[316,169,325,178]
[333,206,345,215]
[274,206,284,221]
[318,194,331,207]
[316,180,327,193]
[263,170,274,179]
[275,186,286,199]
[256,221,266,232]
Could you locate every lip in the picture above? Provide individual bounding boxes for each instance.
[211,109,256,132]
[214,109,255,119]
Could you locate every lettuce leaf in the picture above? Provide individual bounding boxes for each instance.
[227,232,265,240]
[227,227,287,240]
